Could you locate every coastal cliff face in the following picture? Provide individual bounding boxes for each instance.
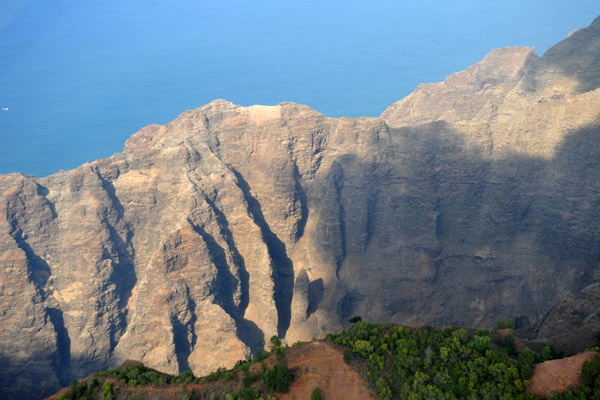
[1,16,600,399]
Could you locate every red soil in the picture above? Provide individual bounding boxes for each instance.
[527,351,599,397]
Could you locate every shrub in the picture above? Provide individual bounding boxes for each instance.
[582,355,600,387]
[174,370,195,383]
[224,370,236,382]
[495,318,514,330]
[101,381,114,400]
[500,333,518,357]
[541,344,558,361]
[343,350,352,364]
[311,387,323,400]
[262,362,294,393]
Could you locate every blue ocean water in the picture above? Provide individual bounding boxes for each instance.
[0,0,599,177]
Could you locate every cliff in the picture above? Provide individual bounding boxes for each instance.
[1,16,600,399]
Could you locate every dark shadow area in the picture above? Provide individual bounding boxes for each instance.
[331,162,347,279]
[292,162,309,240]
[46,307,72,386]
[0,351,62,400]
[170,295,196,372]
[337,290,366,326]
[229,169,294,339]
[307,278,324,317]
[35,182,57,219]
[311,116,600,328]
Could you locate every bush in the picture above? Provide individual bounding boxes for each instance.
[173,370,196,383]
[349,316,362,323]
[541,344,558,361]
[343,350,352,364]
[500,333,518,357]
[101,381,114,400]
[495,318,514,330]
[311,386,323,400]
[262,362,294,393]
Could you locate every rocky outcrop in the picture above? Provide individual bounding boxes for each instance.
[1,16,600,400]
[523,282,600,354]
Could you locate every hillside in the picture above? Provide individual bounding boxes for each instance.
[1,16,600,400]
[47,322,600,399]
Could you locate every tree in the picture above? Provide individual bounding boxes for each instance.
[500,333,517,357]
[541,344,558,361]
[269,335,283,354]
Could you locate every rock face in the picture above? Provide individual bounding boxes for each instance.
[1,16,600,400]
[524,282,600,354]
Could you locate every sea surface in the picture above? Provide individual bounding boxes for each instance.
[1,0,599,177]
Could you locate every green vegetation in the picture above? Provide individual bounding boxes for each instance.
[495,318,515,330]
[329,321,600,400]
[58,336,292,400]
[311,386,323,400]
[55,327,600,400]
[268,335,283,354]
[95,364,198,387]
[581,355,600,389]
[500,333,518,357]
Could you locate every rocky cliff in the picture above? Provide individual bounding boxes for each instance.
[1,16,600,399]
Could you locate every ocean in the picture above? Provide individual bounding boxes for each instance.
[1,0,599,177]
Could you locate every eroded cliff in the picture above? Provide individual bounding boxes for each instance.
[1,16,600,399]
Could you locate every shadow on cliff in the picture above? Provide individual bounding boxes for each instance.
[0,351,62,400]
[521,15,600,94]
[310,118,600,328]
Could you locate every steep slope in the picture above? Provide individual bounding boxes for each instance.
[522,282,600,354]
[528,352,600,397]
[1,16,600,399]
[46,323,600,400]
